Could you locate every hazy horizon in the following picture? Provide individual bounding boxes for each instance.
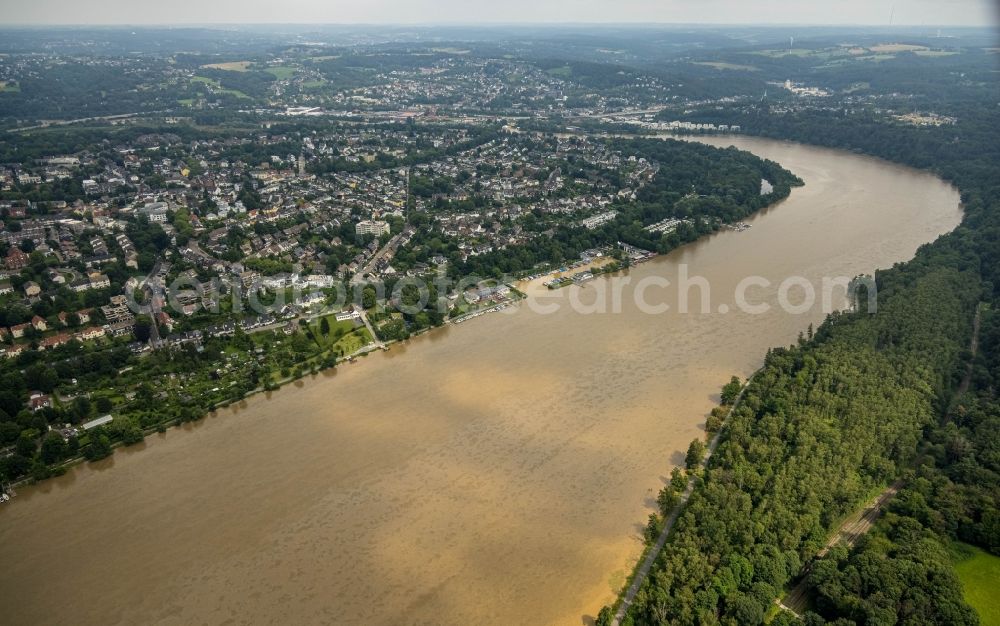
[1,0,997,27]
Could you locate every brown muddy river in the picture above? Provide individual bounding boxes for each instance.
[0,137,962,625]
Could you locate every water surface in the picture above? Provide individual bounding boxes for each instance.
[0,137,962,625]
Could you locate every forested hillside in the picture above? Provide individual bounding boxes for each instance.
[623,261,980,625]
[618,103,1000,625]
[802,307,1000,625]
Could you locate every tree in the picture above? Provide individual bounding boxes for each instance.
[119,421,144,445]
[657,485,679,514]
[726,592,765,625]
[670,466,687,493]
[685,439,706,472]
[133,316,152,342]
[15,431,37,458]
[24,363,59,393]
[95,396,113,413]
[1,454,31,481]
[706,406,727,433]
[84,431,112,461]
[0,421,21,445]
[361,286,376,309]
[595,606,614,626]
[71,396,92,421]
[644,513,663,542]
[30,460,51,481]
[40,431,67,464]
[319,317,330,335]
[720,376,742,405]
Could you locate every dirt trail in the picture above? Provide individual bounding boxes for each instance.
[778,480,904,616]
[957,304,983,396]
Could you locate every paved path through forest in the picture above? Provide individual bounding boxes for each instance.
[777,480,904,616]
[612,374,757,626]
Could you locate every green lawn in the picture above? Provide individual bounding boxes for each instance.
[201,61,251,72]
[266,66,297,80]
[191,75,250,98]
[953,542,1000,625]
[308,316,357,347]
[332,327,372,355]
[307,315,372,355]
[692,61,760,72]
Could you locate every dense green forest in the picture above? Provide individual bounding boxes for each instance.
[616,102,1000,625]
[0,59,180,122]
[800,305,1000,625]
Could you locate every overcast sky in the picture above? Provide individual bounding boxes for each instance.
[1,0,996,27]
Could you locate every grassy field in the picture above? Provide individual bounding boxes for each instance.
[857,54,897,62]
[915,49,959,57]
[692,61,759,71]
[333,328,372,355]
[265,66,297,80]
[870,43,927,53]
[202,61,251,72]
[953,542,1000,625]
[307,316,372,355]
[191,75,250,98]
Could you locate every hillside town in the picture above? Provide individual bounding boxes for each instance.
[0,121,667,363]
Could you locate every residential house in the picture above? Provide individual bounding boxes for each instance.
[38,333,71,350]
[104,320,135,338]
[75,326,106,341]
[28,392,51,411]
[88,273,111,289]
[335,309,362,322]
[31,315,47,332]
[5,247,29,270]
[155,311,175,332]
[3,344,26,359]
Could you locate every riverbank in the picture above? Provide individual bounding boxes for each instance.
[0,137,962,626]
[3,145,779,496]
[610,372,758,625]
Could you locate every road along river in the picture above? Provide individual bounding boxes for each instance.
[0,136,962,625]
